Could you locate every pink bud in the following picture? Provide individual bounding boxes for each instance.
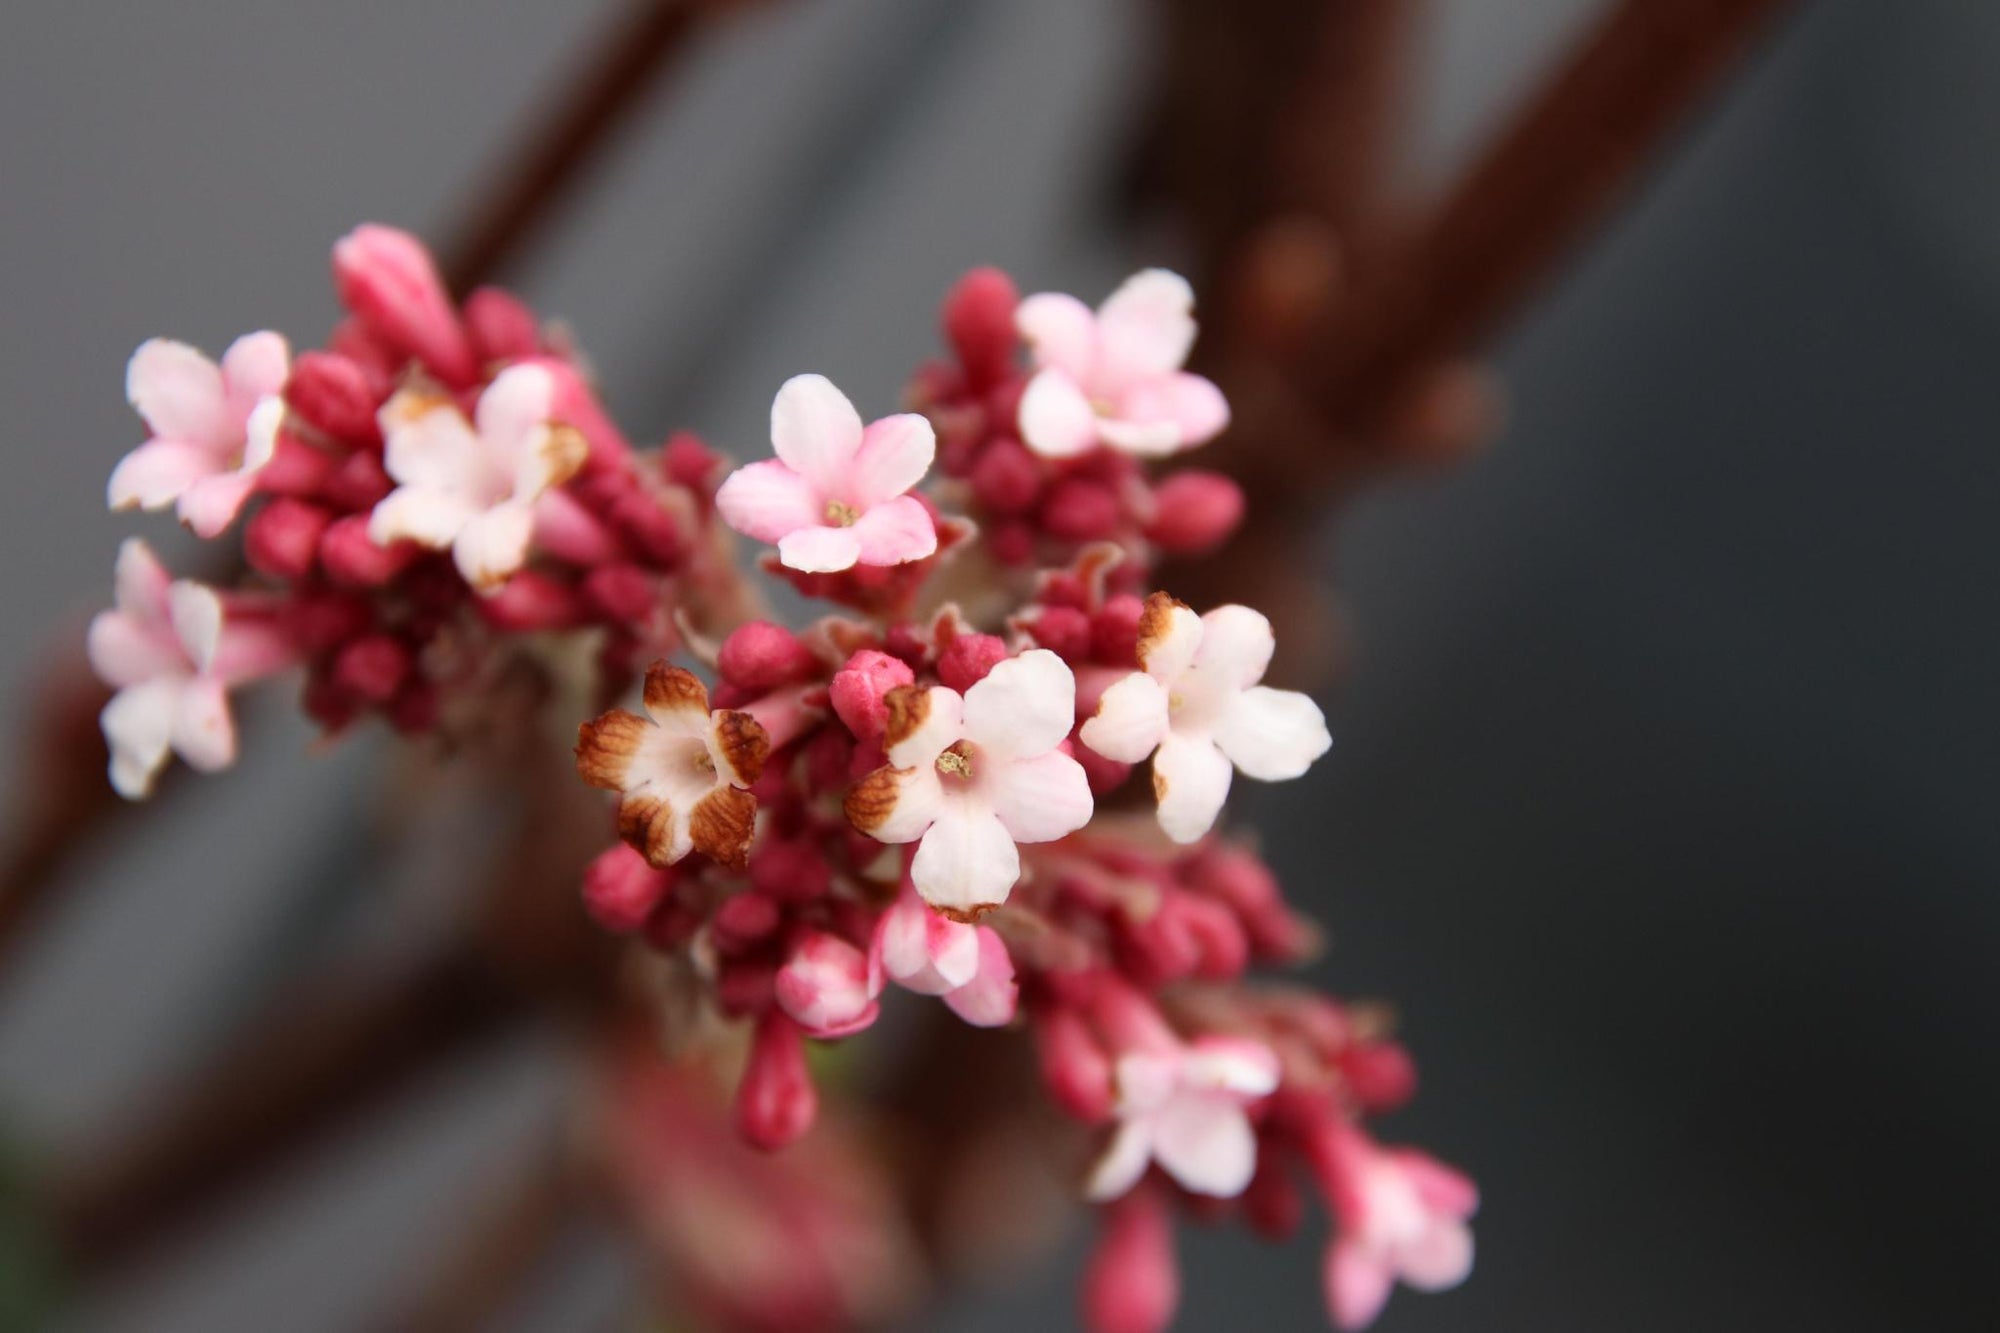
[581,563,656,624]
[461,286,541,362]
[581,843,674,933]
[1343,1041,1418,1115]
[936,633,1006,692]
[1176,893,1251,980]
[710,892,782,956]
[716,957,778,1017]
[969,436,1043,514]
[475,571,585,631]
[775,931,881,1038]
[735,1011,817,1150]
[1034,1006,1115,1123]
[288,591,372,654]
[607,490,687,565]
[643,896,704,951]
[285,350,384,445]
[533,489,624,566]
[989,519,1037,566]
[256,433,341,498]
[750,836,831,904]
[331,224,477,385]
[1244,1158,1305,1241]
[332,634,412,703]
[1027,606,1093,661]
[1093,594,1145,667]
[942,266,1020,391]
[1146,471,1245,554]
[661,430,722,491]
[1081,1190,1180,1333]
[319,515,420,587]
[320,449,395,512]
[829,650,915,739]
[718,622,819,693]
[1042,478,1124,541]
[245,498,331,581]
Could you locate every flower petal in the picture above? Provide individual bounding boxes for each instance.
[241,396,285,473]
[1195,604,1275,689]
[101,678,182,799]
[453,502,535,591]
[1215,686,1331,781]
[88,611,181,688]
[847,413,934,505]
[171,676,237,772]
[380,398,482,491]
[1079,671,1169,763]
[1015,291,1097,380]
[848,494,937,566]
[845,763,945,844]
[112,537,172,623]
[1153,733,1233,843]
[1398,1221,1474,1292]
[716,459,822,542]
[910,802,1020,914]
[942,926,1017,1026]
[108,439,218,511]
[770,373,864,488]
[1324,1237,1397,1331]
[962,648,1075,758]
[167,582,224,673]
[1017,368,1100,458]
[370,485,477,550]
[177,471,259,539]
[474,364,556,454]
[220,331,291,407]
[1151,1097,1257,1197]
[1137,592,1202,682]
[879,888,981,994]
[513,423,587,502]
[1096,416,1184,457]
[127,339,229,443]
[777,524,862,574]
[883,685,964,769]
[1084,1119,1156,1202]
[1182,1037,1281,1097]
[1095,269,1196,386]
[688,784,758,870]
[1114,371,1230,450]
[985,749,1093,843]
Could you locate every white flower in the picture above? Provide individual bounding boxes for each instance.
[845,649,1093,917]
[1015,269,1230,459]
[108,333,289,537]
[369,364,587,591]
[87,539,293,798]
[576,662,770,869]
[1321,1132,1478,1330]
[1086,1035,1280,1200]
[1080,593,1330,843]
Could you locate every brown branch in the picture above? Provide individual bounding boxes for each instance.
[1308,0,1803,437]
[439,0,735,296]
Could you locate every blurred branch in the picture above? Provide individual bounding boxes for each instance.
[441,0,754,296]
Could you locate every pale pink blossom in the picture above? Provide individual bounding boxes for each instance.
[873,885,1018,1026]
[1086,1035,1280,1201]
[368,364,587,591]
[1319,1130,1477,1330]
[716,374,938,573]
[1015,269,1230,459]
[87,539,293,798]
[576,662,770,870]
[776,930,882,1038]
[108,333,290,537]
[1080,593,1330,843]
[845,649,1092,917]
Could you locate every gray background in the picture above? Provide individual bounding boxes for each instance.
[2,0,1996,1328]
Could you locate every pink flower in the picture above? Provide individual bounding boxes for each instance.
[775,930,882,1039]
[368,364,587,591]
[108,333,290,537]
[1086,1034,1279,1201]
[1080,593,1330,843]
[873,885,1018,1026]
[1318,1130,1477,1330]
[716,374,938,573]
[1015,269,1230,459]
[87,539,293,798]
[844,649,1092,917]
[576,662,771,870]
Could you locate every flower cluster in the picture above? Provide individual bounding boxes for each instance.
[89,231,1473,1330]
[91,224,730,796]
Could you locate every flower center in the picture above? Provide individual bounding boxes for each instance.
[824,500,860,527]
[935,741,975,782]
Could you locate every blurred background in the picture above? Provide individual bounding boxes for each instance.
[2,0,1997,1328]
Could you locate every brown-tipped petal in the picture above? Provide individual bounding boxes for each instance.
[843,765,904,837]
[690,785,758,870]
[710,709,770,787]
[1136,592,1199,678]
[575,708,649,790]
[617,792,686,868]
[882,684,930,750]
[642,660,710,720]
